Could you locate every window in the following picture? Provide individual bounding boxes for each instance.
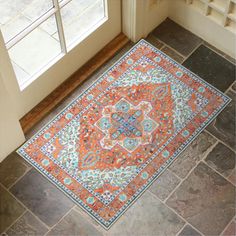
[0,0,107,90]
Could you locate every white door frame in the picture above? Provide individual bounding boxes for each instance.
[122,0,169,42]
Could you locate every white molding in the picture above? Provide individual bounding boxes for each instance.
[122,0,139,42]
[0,31,25,162]
[122,0,169,42]
[169,0,236,58]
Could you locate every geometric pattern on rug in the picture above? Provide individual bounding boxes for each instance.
[17,40,231,229]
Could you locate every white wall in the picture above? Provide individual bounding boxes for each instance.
[122,0,169,42]
[0,31,25,162]
[123,0,235,58]
[0,72,25,162]
[169,0,236,58]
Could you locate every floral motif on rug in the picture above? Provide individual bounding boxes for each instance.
[17,39,230,229]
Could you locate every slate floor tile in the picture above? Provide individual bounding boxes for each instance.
[105,192,185,236]
[169,131,216,179]
[149,169,180,201]
[0,185,25,233]
[222,220,236,236]
[178,225,201,236]
[74,206,101,229]
[166,162,235,235]
[161,46,185,63]
[0,152,30,188]
[183,45,235,92]
[145,34,164,49]
[205,143,235,177]
[228,171,236,186]
[207,90,235,150]
[47,209,102,236]
[203,41,236,65]
[153,18,202,56]
[6,211,48,236]
[232,81,236,92]
[10,169,74,227]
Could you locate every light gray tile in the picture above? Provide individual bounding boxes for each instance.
[222,220,236,236]
[105,192,185,236]
[6,211,48,236]
[149,169,180,201]
[178,225,201,236]
[47,209,102,236]
[169,131,216,179]
[167,162,235,235]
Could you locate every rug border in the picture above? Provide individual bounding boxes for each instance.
[17,38,232,230]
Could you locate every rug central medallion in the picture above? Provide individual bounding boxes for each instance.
[95,98,158,152]
[17,40,230,229]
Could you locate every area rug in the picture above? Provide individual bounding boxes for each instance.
[17,39,230,229]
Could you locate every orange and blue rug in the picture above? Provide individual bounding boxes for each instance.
[17,40,230,229]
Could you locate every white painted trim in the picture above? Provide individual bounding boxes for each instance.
[122,0,137,42]
[169,0,236,58]
[0,31,25,162]
[122,0,169,42]
[53,0,67,54]
[5,0,121,118]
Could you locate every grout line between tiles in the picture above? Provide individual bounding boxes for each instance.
[167,167,182,181]
[220,215,236,236]
[73,205,106,235]
[176,222,187,236]
[152,37,187,60]
[181,42,203,64]
[149,190,203,236]
[162,138,219,203]
[161,44,186,60]
[229,86,236,93]
[159,44,165,50]
[44,207,74,236]
[7,165,32,190]
[1,208,27,234]
[204,129,236,154]
[225,84,234,94]
[202,159,236,187]
[0,182,51,231]
[229,88,236,94]
[203,43,236,65]
[148,160,205,228]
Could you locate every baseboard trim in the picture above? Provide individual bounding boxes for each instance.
[20,33,129,133]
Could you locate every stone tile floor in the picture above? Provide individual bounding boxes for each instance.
[0,18,235,236]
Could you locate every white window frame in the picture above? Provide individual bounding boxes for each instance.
[2,0,108,90]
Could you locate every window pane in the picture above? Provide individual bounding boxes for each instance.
[59,0,106,46]
[0,0,53,43]
[8,15,61,87]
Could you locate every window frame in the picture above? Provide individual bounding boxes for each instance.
[2,0,108,90]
